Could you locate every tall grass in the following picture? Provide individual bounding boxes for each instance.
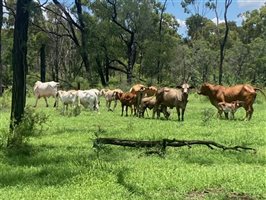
[0,92,265,199]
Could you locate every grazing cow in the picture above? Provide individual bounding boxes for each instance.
[101,88,123,111]
[144,86,158,97]
[198,83,266,120]
[218,100,245,119]
[56,90,79,114]
[153,83,193,121]
[33,81,59,107]
[139,96,170,118]
[115,92,137,116]
[78,90,99,111]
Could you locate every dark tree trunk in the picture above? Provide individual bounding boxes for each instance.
[157,0,167,84]
[0,0,3,97]
[40,44,46,82]
[54,22,59,82]
[9,0,31,144]
[126,34,137,84]
[217,0,232,85]
[96,55,108,87]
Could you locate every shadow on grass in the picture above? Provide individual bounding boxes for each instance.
[0,144,92,187]
[116,167,151,199]
[177,149,266,166]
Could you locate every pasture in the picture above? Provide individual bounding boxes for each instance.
[0,91,265,199]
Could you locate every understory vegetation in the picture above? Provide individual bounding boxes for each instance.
[0,93,265,199]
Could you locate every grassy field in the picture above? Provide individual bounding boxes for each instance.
[0,91,265,200]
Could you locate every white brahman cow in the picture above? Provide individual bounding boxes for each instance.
[77,90,99,111]
[33,81,59,107]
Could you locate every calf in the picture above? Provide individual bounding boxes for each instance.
[139,96,170,119]
[56,90,79,115]
[101,88,123,111]
[218,100,245,119]
[33,81,59,107]
[115,92,137,116]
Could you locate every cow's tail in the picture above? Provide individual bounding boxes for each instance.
[254,88,266,99]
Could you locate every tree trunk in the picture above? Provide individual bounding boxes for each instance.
[40,44,46,82]
[217,0,232,85]
[0,0,3,97]
[9,0,31,145]
[157,0,167,84]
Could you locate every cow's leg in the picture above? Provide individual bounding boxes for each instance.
[181,108,185,121]
[113,100,118,111]
[121,105,124,116]
[224,112,229,119]
[107,101,112,111]
[34,96,39,107]
[176,107,181,121]
[246,105,253,120]
[125,106,128,116]
[44,97,49,107]
[53,96,57,107]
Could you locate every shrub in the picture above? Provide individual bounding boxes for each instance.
[7,106,49,148]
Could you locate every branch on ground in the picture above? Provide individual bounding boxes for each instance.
[94,138,256,155]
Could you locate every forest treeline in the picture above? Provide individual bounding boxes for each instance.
[1,0,266,90]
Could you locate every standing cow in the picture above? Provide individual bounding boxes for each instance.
[198,83,266,120]
[33,81,59,107]
[153,83,194,121]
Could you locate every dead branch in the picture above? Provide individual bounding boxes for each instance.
[94,138,256,154]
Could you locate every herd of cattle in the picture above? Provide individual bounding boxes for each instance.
[33,81,266,121]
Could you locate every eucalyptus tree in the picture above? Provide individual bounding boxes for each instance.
[0,0,3,96]
[104,0,155,84]
[9,0,31,146]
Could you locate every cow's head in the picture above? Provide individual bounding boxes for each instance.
[176,83,194,94]
[197,83,211,95]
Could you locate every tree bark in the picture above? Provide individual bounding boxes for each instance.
[0,0,3,97]
[217,0,232,85]
[9,0,31,145]
[40,44,46,82]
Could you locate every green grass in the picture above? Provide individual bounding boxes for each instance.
[0,93,265,199]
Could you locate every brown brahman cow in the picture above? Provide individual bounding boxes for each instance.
[198,83,266,120]
[115,92,137,116]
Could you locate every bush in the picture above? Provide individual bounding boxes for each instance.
[7,107,49,148]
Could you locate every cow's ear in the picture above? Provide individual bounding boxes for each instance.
[176,85,182,89]
[189,85,195,89]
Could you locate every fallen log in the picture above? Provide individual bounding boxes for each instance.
[94,138,256,154]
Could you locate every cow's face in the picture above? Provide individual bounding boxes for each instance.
[177,83,193,94]
[198,83,210,95]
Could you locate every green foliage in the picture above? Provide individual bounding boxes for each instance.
[8,107,48,148]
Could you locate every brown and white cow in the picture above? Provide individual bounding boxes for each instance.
[218,100,245,119]
[101,88,123,111]
[198,83,266,120]
[33,81,59,107]
[153,83,194,121]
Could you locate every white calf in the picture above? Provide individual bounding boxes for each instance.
[33,81,59,107]
[101,89,123,111]
[56,90,79,114]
